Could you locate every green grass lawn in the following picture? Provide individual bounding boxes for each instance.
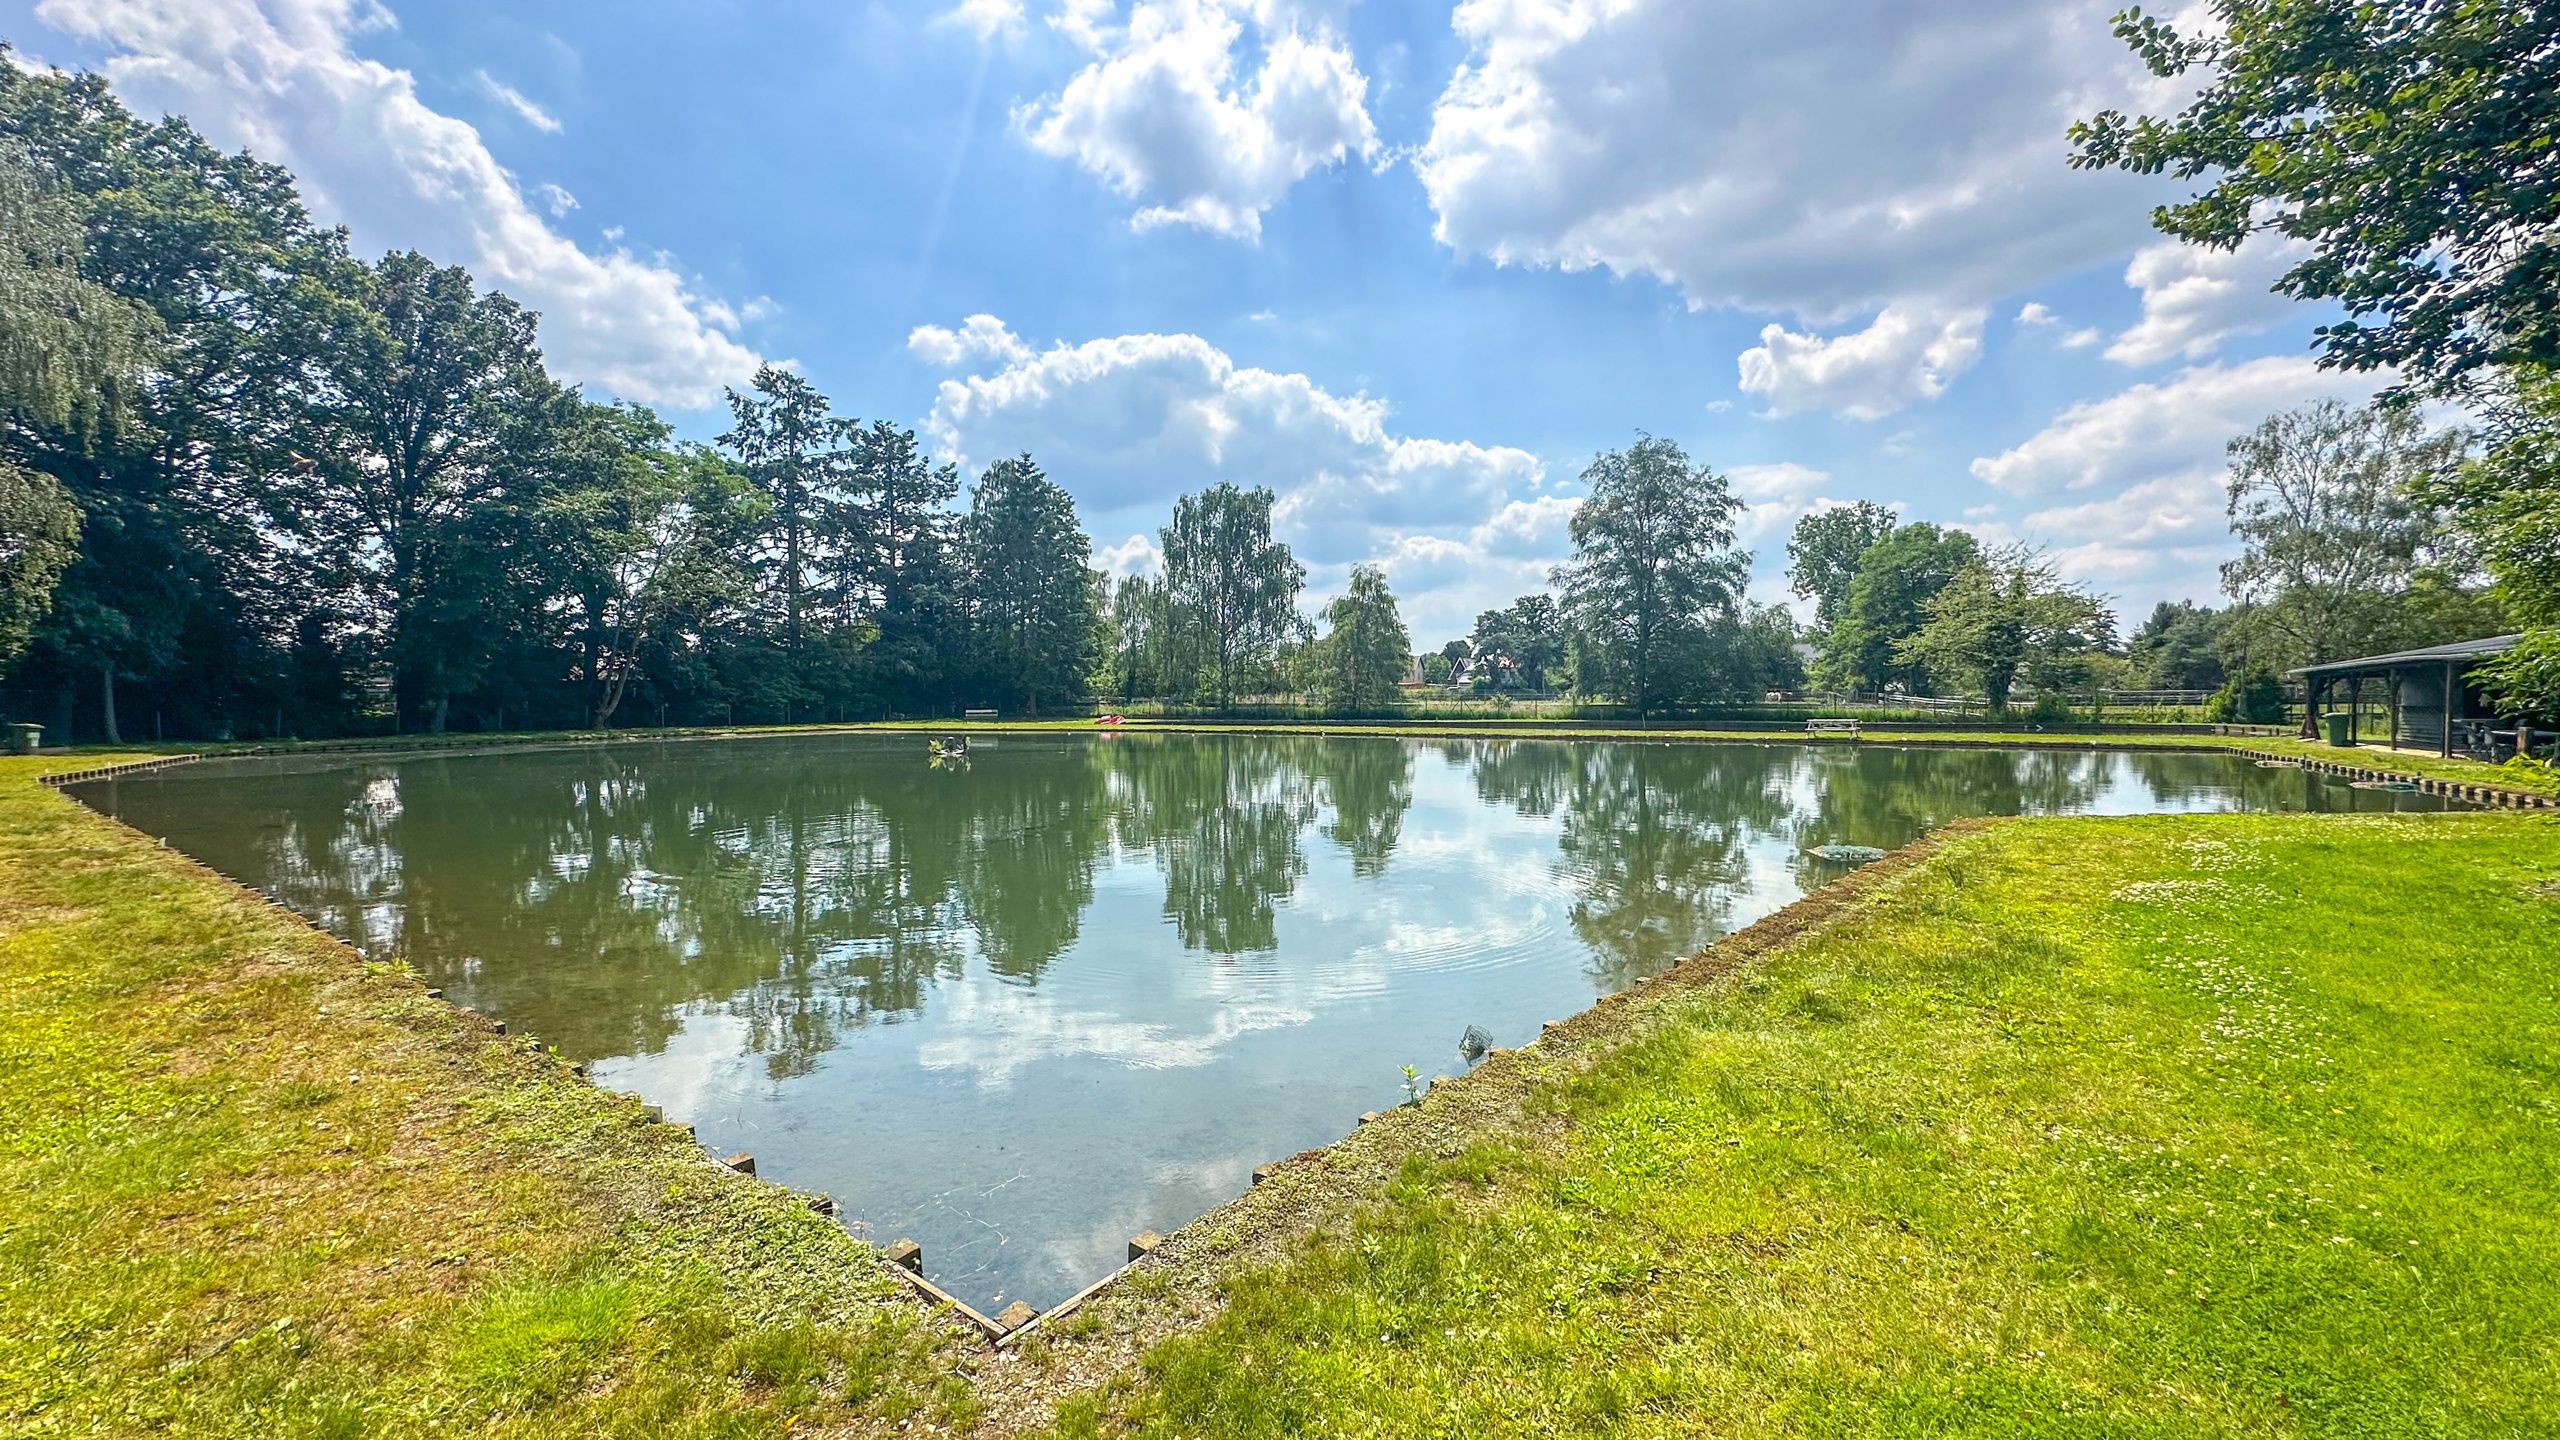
[10,744,2559,1438]
[0,755,976,1439]
[1047,810,2560,1438]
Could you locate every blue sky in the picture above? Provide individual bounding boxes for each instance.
[3,0,2391,642]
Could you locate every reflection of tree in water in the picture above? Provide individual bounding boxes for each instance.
[1105,735,1315,955]
[1312,738,1412,878]
[229,742,1116,1073]
[172,734,1418,1074]
[1460,740,1795,989]
[1444,738,1576,818]
[1781,746,2116,890]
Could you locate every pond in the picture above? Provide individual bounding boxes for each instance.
[67,734,2460,1312]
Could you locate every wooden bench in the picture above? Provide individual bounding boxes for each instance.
[1804,718,1861,739]
[963,709,998,721]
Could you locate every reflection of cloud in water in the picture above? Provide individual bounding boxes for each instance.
[913,970,1319,1086]
[592,1008,759,1123]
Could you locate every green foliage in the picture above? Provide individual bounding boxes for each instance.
[2219,399,2478,671]
[964,453,1098,715]
[2126,600,2228,691]
[1552,434,1747,714]
[1468,593,1565,692]
[2204,666,2289,724]
[0,462,78,672]
[2071,0,2560,400]
[1159,482,1305,708]
[2476,631,2560,726]
[1815,522,1979,693]
[1785,499,1897,634]
[1894,547,2114,711]
[1313,565,1412,712]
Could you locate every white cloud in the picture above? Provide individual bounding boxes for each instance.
[915,314,1551,637]
[1415,0,2183,320]
[2016,301,2059,327]
[1097,531,1162,576]
[39,0,763,409]
[1726,463,1862,549]
[909,313,1035,368]
[536,181,577,217]
[2106,230,2314,366]
[1015,0,1379,238]
[1736,304,1986,419]
[942,0,1027,41]
[473,68,559,132]
[1969,355,2379,498]
[1966,355,2391,612]
[2061,326,2101,349]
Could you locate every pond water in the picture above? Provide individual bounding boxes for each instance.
[68,734,2459,1312]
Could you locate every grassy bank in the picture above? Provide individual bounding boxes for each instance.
[1034,808,2560,1437]
[12,742,2560,1437]
[0,755,975,1438]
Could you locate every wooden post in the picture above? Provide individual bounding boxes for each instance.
[2441,659,2456,759]
[2389,667,2401,750]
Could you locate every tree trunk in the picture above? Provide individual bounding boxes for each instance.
[100,664,121,746]
[429,695,449,734]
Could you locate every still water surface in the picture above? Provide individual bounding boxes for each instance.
[70,734,2455,1310]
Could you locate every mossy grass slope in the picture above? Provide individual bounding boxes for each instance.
[1047,810,2560,1438]
[0,756,975,1438]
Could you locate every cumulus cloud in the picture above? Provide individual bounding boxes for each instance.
[909,313,1035,368]
[1736,304,1986,419]
[536,181,577,216]
[1970,355,2379,498]
[1096,531,1162,576]
[1015,0,1379,238]
[914,314,1552,637]
[2106,230,2315,366]
[1416,0,2183,320]
[942,0,1027,41]
[37,0,763,408]
[473,68,560,132]
[1966,355,2390,612]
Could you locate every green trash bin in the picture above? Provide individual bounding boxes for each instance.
[2321,711,2356,747]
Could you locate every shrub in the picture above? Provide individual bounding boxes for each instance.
[2205,667,2288,724]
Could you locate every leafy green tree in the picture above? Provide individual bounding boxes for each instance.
[1815,523,1979,693]
[2071,1,2560,400]
[2125,601,2229,691]
[2205,666,2290,725]
[1314,564,1412,711]
[2219,399,2471,670]
[2428,371,2560,725]
[0,464,78,674]
[1896,548,2115,711]
[541,411,764,729]
[1421,653,1453,684]
[1160,482,1304,708]
[1469,594,1566,691]
[280,251,563,731]
[3,59,335,740]
[964,454,1096,716]
[0,148,151,678]
[1552,435,1747,716]
[719,365,852,704]
[1786,500,1898,634]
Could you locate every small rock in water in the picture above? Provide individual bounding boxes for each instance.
[1458,1024,1494,1061]
[1808,843,1889,865]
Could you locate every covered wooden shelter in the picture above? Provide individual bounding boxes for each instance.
[2288,634,2531,758]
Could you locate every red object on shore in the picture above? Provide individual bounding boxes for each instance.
[1097,714,1124,725]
